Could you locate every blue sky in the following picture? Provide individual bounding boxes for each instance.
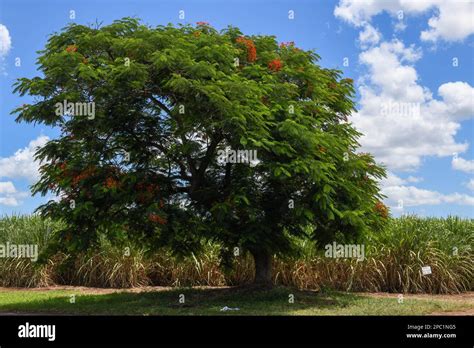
[0,0,473,217]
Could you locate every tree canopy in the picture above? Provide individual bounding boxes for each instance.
[12,18,387,284]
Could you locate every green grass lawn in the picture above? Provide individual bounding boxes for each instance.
[0,287,471,315]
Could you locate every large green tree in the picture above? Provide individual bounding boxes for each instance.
[13,18,387,285]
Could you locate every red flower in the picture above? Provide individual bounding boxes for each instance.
[236,37,257,62]
[247,45,256,62]
[196,21,209,26]
[105,177,118,189]
[374,201,389,219]
[71,166,96,186]
[66,45,77,53]
[268,59,283,72]
[148,213,167,225]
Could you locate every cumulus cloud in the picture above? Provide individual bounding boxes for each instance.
[381,172,474,208]
[0,24,11,56]
[334,0,474,43]
[0,181,28,207]
[467,179,474,191]
[426,82,474,122]
[420,1,474,42]
[351,39,471,171]
[334,1,474,211]
[406,176,423,183]
[0,181,16,194]
[358,23,381,48]
[0,196,19,207]
[0,23,11,74]
[452,156,474,174]
[0,135,49,183]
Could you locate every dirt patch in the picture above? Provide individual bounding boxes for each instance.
[0,285,229,295]
[357,291,474,316]
[357,291,474,302]
[429,308,474,316]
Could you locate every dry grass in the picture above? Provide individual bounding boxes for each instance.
[0,215,472,293]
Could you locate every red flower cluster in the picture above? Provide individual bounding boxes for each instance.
[268,59,283,72]
[72,166,96,186]
[148,213,167,225]
[136,182,159,193]
[196,21,209,26]
[136,182,160,204]
[236,36,257,62]
[58,162,68,171]
[105,177,119,189]
[54,162,70,182]
[66,45,77,53]
[374,201,389,219]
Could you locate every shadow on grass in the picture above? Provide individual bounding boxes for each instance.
[0,286,363,316]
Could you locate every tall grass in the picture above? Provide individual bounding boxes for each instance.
[0,215,472,293]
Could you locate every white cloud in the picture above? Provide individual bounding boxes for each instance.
[394,21,407,32]
[0,181,28,207]
[466,179,474,191]
[0,24,11,57]
[0,135,49,183]
[452,156,474,174]
[427,82,474,122]
[381,172,474,207]
[334,1,474,212]
[359,23,381,48]
[420,1,474,42]
[0,196,19,207]
[0,23,11,74]
[334,0,400,26]
[334,0,474,43]
[352,39,471,171]
[406,176,423,183]
[0,181,16,194]
[334,0,435,27]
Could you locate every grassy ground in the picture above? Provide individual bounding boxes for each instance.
[0,286,472,316]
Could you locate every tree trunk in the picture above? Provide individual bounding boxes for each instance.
[252,250,273,287]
